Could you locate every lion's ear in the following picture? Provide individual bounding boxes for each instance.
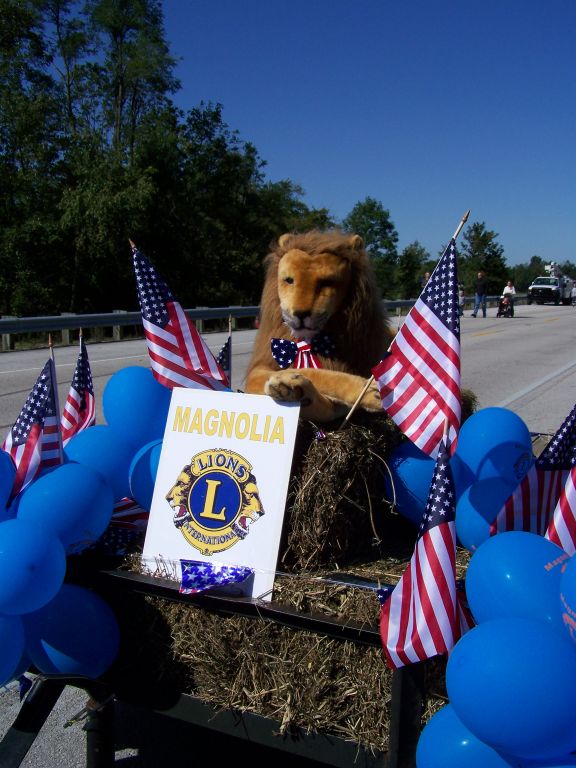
[278,233,292,250]
[348,234,364,251]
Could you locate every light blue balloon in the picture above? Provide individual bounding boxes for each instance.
[384,441,435,525]
[450,453,476,501]
[417,704,518,768]
[456,477,517,552]
[0,519,66,614]
[64,425,135,502]
[103,366,171,449]
[446,618,576,760]
[0,449,16,516]
[24,584,121,679]
[0,615,26,686]
[17,462,114,554]
[454,407,533,485]
[128,439,162,511]
[467,531,568,626]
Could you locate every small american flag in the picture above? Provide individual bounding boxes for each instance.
[546,468,576,555]
[61,335,95,445]
[95,497,150,556]
[216,334,232,383]
[490,404,576,537]
[180,560,253,594]
[132,245,230,390]
[2,358,62,499]
[372,240,461,458]
[380,438,459,668]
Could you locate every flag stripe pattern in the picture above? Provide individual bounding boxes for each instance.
[61,336,95,445]
[491,404,576,537]
[2,358,62,498]
[132,246,230,391]
[380,439,459,668]
[546,467,576,554]
[372,240,461,458]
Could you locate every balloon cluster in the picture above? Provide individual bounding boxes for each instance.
[385,407,534,544]
[417,531,576,767]
[0,366,167,687]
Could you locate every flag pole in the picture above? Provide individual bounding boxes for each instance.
[338,210,470,429]
[48,334,65,462]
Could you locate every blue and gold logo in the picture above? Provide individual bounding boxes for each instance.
[165,448,265,556]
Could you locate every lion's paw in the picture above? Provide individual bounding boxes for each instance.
[265,372,314,406]
[359,380,383,412]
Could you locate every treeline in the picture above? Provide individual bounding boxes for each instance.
[1,1,571,318]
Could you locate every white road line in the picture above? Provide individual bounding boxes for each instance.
[496,359,576,407]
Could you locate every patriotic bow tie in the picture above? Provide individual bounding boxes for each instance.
[271,333,335,369]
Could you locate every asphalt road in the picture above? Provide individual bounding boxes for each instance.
[1,302,576,766]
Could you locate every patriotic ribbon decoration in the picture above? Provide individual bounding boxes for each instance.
[180,560,254,594]
[271,333,335,369]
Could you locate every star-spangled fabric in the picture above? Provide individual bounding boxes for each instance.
[380,438,462,668]
[61,336,95,445]
[216,334,232,383]
[2,358,62,499]
[372,240,461,458]
[180,560,254,594]
[490,402,576,541]
[132,246,230,390]
[271,333,335,369]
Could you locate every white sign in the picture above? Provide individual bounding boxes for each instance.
[142,389,300,600]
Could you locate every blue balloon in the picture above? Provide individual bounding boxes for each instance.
[454,407,533,485]
[17,463,114,554]
[24,584,121,679]
[446,617,576,760]
[0,519,66,614]
[450,453,476,501]
[467,531,568,625]
[64,425,135,501]
[417,704,517,768]
[456,477,517,552]
[559,554,576,645]
[103,366,171,450]
[0,615,26,686]
[0,449,16,516]
[384,441,435,525]
[516,758,576,767]
[129,439,162,511]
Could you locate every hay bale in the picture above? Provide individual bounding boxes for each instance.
[110,397,478,750]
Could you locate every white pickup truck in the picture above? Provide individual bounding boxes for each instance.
[527,265,574,306]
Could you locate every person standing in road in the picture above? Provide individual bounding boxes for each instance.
[471,271,488,317]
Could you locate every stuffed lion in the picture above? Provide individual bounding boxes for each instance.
[244,229,394,422]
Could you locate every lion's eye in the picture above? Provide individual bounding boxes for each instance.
[283,276,294,285]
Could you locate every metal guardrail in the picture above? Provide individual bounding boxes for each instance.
[0,295,529,350]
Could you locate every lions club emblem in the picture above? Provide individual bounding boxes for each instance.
[165,448,265,556]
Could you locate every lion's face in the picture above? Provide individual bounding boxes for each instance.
[165,466,193,510]
[277,249,352,340]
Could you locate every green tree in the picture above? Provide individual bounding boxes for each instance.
[458,222,508,296]
[396,241,430,299]
[342,197,399,297]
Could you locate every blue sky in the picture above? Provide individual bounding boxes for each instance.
[161,0,575,266]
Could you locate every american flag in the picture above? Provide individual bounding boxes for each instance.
[216,334,232,383]
[2,358,62,499]
[372,240,461,458]
[60,335,95,445]
[490,404,576,538]
[95,497,150,556]
[132,245,230,390]
[546,468,576,555]
[380,438,459,668]
[180,560,253,594]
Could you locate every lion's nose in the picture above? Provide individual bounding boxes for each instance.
[293,311,309,325]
